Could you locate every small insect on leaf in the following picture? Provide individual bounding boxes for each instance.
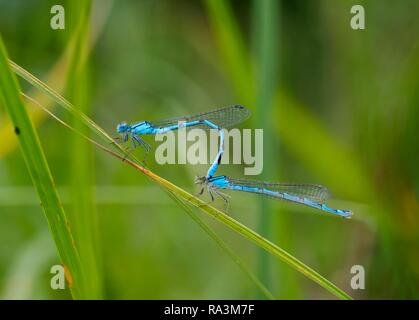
[14,126,20,135]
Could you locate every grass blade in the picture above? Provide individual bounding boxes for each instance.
[203,0,255,106]
[0,36,85,298]
[252,0,280,297]
[65,0,103,299]
[9,60,128,158]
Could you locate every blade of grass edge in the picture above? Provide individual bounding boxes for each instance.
[0,36,85,299]
[8,60,119,150]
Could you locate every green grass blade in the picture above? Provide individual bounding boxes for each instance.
[0,36,85,299]
[65,0,103,299]
[203,0,255,106]
[252,0,280,297]
[8,60,118,149]
[11,61,352,300]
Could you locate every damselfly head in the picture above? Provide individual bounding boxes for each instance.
[194,176,207,185]
[117,122,130,133]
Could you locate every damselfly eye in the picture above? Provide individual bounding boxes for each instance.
[117,122,129,133]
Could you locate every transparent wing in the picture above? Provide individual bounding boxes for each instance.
[151,105,251,130]
[226,177,331,203]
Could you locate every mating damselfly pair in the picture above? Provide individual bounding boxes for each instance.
[116,105,352,218]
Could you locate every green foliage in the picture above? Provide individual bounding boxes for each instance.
[11,59,351,299]
[0,36,85,299]
[1,0,418,300]
[65,0,103,299]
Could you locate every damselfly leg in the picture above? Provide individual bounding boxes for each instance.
[210,187,231,212]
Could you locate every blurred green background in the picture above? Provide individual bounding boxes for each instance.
[0,0,418,299]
